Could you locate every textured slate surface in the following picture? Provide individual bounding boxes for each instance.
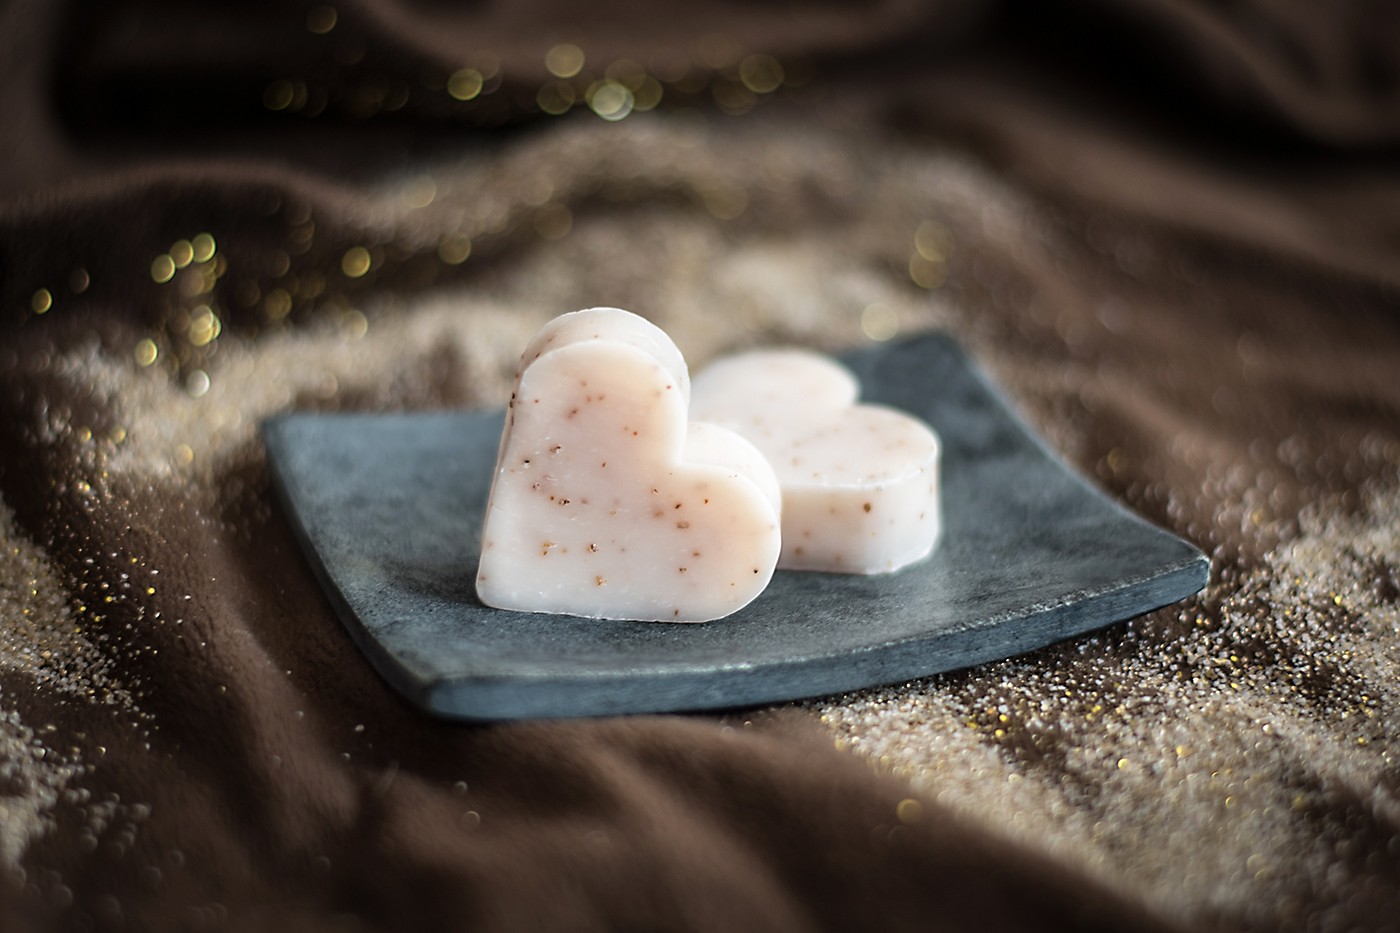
[263,333,1208,720]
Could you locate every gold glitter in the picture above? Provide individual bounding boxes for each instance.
[134,338,158,367]
[860,303,899,342]
[30,288,52,314]
[169,239,194,269]
[174,444,194,465]
[191,233,216,263]
[438,237,472,265]
[545,43,585,79]
[738,54,783,94]
[110,426,127,445]
[586,81,633,121]
[0,503,137,869]
[537,81,576,115]
[447,68,484,102]
[341,246,372,278]
[306,4,337,34]
[150,255,176,284]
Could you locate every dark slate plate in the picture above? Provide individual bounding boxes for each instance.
[263,333,1208,720]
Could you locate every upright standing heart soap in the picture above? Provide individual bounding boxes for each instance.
[476,308,782,622]
[692,348,940,574]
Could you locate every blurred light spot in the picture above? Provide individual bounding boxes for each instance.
[70,268,90,293]
[186,370,211,398]
[191,233,216,263]
[909,254,946,289]
[402,176,437,209]
[545,44,584,79]
[263,288,292,320]
[169,240,194,269]
[534,204,573,240]
[134,338,158,367]
[475,52,501,80]
[895,798,923,825]
[651,57,689,84]
[30,288,52,314]
[712,81,755,115]
[739,54,783,94]
[175,444,194,465]
[438,237,472,265]
[915,220,954,262]
[306,5,337,34]
[861,303,899,342]
[632,76,663,112]
[522,177,555,207]
[188,306,221,346]
[345,309,369,339]
[701,182,747,220]
[448,68,484,101]
[268,249,291,277]
[605,59,646,87]
[382,81,410,111]
[537,81,576,115]
[151,255,176,284]
[587,81,633,121]
[264,80,295,111]
[341,246,372,278]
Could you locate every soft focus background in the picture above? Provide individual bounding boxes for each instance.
[2,2,1399,930]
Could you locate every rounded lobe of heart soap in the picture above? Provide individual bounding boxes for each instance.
[477,308,781,623]
[692,348,941,574]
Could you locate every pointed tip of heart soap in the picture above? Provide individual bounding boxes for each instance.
[477,308,781,623]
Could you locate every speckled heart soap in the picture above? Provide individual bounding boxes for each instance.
[263,332,1209,720]
[476,308,781,622]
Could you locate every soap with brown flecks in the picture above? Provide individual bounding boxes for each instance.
[692,348,940,574]
[476,308,782,622]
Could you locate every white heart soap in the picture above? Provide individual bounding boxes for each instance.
[476,308,782,622]
[691,349,940,574]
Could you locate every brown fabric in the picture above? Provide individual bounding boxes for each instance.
[2,2,1398,931]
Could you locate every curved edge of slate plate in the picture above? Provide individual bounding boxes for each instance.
[262,332,1209,721]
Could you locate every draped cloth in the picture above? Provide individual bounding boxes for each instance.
[2,2,1398,930]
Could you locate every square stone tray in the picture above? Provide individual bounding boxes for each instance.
[263,333,1207,720]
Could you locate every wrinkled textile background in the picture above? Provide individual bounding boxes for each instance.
[2,2,1399,931]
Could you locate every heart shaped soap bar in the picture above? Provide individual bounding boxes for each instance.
[476,308,782,622]
[692,349,940,574]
